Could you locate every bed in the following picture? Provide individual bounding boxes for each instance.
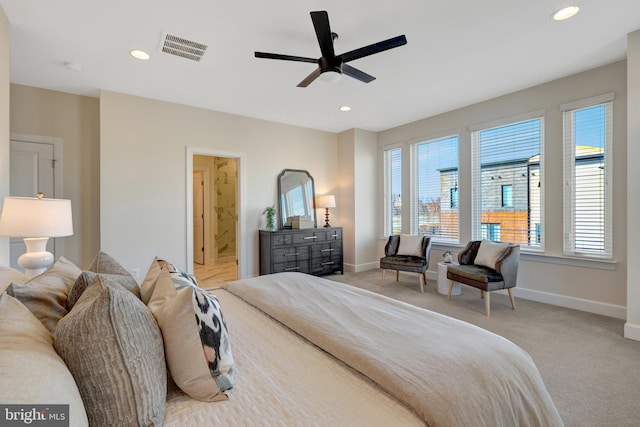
[166,272,564,427]
[1,257,563,427]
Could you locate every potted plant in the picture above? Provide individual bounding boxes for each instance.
[263,206,276,231]
[442,250,453,263]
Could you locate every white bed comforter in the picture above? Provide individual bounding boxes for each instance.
[225,272,564,427]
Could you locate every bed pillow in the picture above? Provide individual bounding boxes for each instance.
[0,265,28,293]
[143,267,235,402]
[66,251,140,310]
[474,240,510,269]
[5,257,81,336]
[397,234,424,257]
[55,275,166,427]
[139,257,198,304]
[0,293,88,427]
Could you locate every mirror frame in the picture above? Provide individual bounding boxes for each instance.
[277,169,317,229]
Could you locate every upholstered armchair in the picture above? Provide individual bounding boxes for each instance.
[446,240,520,316]
[380,235,432,293]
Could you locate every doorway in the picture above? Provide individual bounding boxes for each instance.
[190,153,239,286]
[8,134,64,271]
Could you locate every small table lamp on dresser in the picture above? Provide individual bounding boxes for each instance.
[0,194,73,278]
[316,194,336,228]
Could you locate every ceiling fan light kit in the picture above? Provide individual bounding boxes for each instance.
[254,10,407,87]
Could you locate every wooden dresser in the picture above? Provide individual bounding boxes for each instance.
[259,227,343,276]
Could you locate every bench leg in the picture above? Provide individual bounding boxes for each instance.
[484,291,491,317]
[508,288,516,310]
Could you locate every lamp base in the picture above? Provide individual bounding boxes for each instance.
[18,237,54,278]
[323,208,331,228]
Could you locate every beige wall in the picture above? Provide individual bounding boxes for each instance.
[378,61,628,318]
[337,129,378,272]
[99,90,337,278]
[9,84,100,268]
[0,7,8,264]
[626,31,640,340]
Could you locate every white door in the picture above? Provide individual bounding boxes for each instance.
[193,171,205,265]
[9,140,56,270]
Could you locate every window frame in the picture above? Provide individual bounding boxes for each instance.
[382,145,403,237]
[470,110,545,250]
[561,93,614,259]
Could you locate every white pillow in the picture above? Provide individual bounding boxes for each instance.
[397,234,424,257]
[474,240,509,269]
[0,293,88,427]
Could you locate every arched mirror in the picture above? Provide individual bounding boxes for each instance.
[277,169,317,229]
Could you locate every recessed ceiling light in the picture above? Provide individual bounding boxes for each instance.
[339,106,351,112]
[130,49,150,60]
[552,6,580,21]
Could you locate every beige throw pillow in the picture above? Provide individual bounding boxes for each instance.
[55,275,166,427]
[0,293,88,427]
[474,240,509,269]
[6,257,81,336]
[0,265,28,293]
[397,234,424,257]
[143,267,235,402]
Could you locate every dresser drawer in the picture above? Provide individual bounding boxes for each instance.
[292,231,322,244]
[273,245,310,263]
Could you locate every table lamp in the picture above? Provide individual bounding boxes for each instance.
[0,194,73,277]
[316,194,336,228]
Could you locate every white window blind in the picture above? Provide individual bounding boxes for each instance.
[383,147,402,236]
[562,95,613,258]
[471,116,543,248]
[410,135,459,243]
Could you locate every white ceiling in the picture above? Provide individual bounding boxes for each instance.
[1,0,639,133]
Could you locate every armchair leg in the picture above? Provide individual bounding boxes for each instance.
[508,288,516,310]
[395,270,399,282]
[484,291,491,317]
[448,280,454,300]
[419,273,424,294]
[381,269,386,287]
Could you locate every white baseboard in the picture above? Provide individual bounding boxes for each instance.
[345,261,380,273]
[514,287,626,320]
[624,322,640,341]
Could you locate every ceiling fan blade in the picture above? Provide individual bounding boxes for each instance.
[342,64,376,83]
[310,11,335,59]
[340,35,407,63]
[297,68,323,87]
[255,52,317,63]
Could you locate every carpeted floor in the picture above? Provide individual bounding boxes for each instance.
[326,269,640,427]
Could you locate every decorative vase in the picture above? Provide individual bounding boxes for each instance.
[443,252,453,263]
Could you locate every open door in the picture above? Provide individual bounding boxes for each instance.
[193,171,205,265]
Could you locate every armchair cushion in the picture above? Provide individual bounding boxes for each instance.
[397,234,425,257]
[474,240,509,269]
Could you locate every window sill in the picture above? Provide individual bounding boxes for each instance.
[431,243,617,271]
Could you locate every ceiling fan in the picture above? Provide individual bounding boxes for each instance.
[254,11,407,87]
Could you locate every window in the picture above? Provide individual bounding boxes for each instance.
[450,187,459,208]
[383,147,402,236]
[562,94,613,258]
[411,135,459,243]
[501,184,513,207]
[472,115,543,248]
[481,223,501,241]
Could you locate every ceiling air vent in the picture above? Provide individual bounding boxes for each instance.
[161,33,208,62]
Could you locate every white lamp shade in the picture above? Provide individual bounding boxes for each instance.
[0,196,73,238]
[316,195,336,209]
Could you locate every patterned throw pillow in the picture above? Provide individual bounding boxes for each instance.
[142,262,234,402]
